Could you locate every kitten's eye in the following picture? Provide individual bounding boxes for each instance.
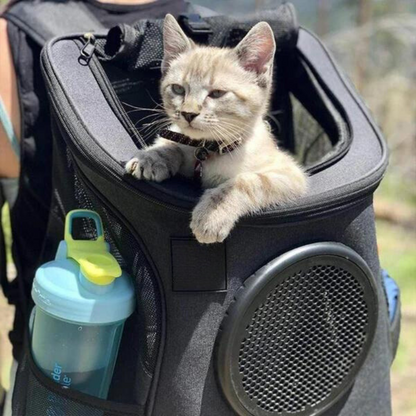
[209,89,227,99]
[172,84,185,95]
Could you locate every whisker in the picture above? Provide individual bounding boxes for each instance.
[210,126,236,160]
[132,113,167,126]
[134,115,167,128]
[126,107,166,114]
[140,120,172,142]
[219,119,251,130]
[215,124,244,146]
[139,119,170,136]
[146,92,165,109]
[215,123,245,141]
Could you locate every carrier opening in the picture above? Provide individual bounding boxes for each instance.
[98,40,350,176]
[42,9,385,215]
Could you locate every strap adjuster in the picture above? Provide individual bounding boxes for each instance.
[179,14,212,38]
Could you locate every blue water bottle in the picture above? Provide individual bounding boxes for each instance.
[31,210,135,399]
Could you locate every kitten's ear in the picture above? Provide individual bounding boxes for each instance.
[162,14,194,74]
[235,22,276,75]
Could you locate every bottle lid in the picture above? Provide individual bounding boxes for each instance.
[65,210,122,285]
[31,210,135,324]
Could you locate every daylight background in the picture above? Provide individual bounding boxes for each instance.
[1,0,415,414]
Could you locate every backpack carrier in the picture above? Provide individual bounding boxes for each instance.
[10,4,400,416]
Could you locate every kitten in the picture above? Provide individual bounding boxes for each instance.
[126,14,307,244]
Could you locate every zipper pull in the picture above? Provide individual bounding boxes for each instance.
[78,32,96,66]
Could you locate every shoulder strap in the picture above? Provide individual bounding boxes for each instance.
[3,0,105,46]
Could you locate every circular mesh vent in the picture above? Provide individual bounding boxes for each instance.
[240,265,367,413]
[216,243,378,416]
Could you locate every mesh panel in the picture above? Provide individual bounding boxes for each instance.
[291,95,333,167]
[73,171,160,375]
[238,264,368,414]
[37,125,162,407]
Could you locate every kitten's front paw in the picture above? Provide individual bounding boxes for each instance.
[125,151,171,182]
[190,192,236,244]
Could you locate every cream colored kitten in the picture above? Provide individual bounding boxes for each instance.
[126,14,307,244]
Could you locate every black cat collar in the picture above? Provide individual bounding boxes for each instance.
[159,129,242,181]
[159,129,241,156]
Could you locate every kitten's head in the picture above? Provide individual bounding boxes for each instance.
[161,14,276,143]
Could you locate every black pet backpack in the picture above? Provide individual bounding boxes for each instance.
[12,4,400,416]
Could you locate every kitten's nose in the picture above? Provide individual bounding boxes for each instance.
[181,111,199,123]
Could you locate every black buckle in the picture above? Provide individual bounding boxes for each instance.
[179,14,212,40]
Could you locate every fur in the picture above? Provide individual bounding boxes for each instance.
[126,14,307,243]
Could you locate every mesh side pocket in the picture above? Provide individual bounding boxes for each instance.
[42,125,163,406]
[12,339,143,416]
[73,172,161,377]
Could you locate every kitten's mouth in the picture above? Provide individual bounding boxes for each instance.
[184,125,203,133]
[180,124,208,140]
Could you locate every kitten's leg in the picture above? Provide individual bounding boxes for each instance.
[191,170,307,244]
[125,140,183,182]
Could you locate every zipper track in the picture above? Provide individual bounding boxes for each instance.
[41,35,385,225]
[89,55,145,148]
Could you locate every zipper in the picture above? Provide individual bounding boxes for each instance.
[78,33,96,66]
[41,34,384,225]
[76,34,146,147]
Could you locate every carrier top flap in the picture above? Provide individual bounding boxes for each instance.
[101,3,299,71]
[3,0,105,46]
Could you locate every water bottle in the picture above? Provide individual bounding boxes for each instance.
[31,210,135,399]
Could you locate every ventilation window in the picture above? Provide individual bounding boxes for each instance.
[216,243,378,416]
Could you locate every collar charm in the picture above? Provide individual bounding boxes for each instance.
[194,147,210,181]
[195,147,210,161]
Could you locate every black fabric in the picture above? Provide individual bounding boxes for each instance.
[3,0,105,46]
[171,238,227,291]
[3,0,187,360]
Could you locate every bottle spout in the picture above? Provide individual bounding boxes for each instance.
[63,210,122,287]
[78,253,121,286]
